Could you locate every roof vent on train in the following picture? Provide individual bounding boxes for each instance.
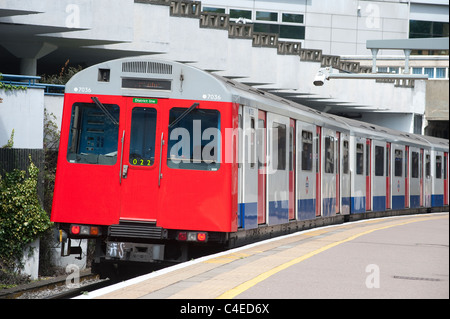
[122,61,173,75]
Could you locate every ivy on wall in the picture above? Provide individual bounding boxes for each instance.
[0,156,52,273]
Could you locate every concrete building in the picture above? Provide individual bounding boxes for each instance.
[0,0,448,141]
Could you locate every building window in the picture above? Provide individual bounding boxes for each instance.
[256,11,277,22]
[424,67,435,78]
[202,6,225,13]
[436,68,446,78]
[230,9,252,20]
[409,20,449,38]
[282,13,304,24]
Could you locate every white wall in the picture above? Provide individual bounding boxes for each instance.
[0,88,44,149]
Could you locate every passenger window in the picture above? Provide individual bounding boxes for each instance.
[167,108,220,171]
[436,155,442,179]
[67,102,120,165]
[395,149,403,177]
[325,136,334,174]
[356,143,364,175]
[301,130,313,171]
[426,154,431,178]
[129,108,157,166]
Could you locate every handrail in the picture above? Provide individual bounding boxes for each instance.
[0,74,65,95]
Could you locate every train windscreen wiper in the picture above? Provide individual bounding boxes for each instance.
[91,96,119,126]
[168,103,199,129]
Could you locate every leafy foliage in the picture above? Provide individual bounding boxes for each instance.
[0,157,52,272]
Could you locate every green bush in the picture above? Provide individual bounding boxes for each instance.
[0,156,52,273]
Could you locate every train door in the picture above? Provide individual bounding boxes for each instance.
[289,119,296,220]
[120,97,161,221]
[52,95,123,225]
[267,112,289,225]
[240,106,258,229]
[351,136,366,214]
[335,132,340,214]
[372,141,386,211]
[445,152,448,206]
[424,150,432,207]
[409,147,420,208]
[297,123,316,220]
[257,111,267,224]
[341,136,351,215]
[405,145,410,207]
[316,126,322,217]
[420,148,424,206]
[322,128,337,217]
[392,144,406,209]
[366,139,372,211]
[386,142,391,209]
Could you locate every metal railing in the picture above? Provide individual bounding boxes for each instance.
[0,74,65,96]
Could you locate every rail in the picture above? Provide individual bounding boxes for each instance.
[0,74,65,96]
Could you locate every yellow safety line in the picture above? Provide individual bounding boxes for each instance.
[217,215,447,299]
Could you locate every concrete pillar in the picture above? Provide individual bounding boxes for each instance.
[371,48,379,73]
[20,58,38,76]
[404,49,411,74]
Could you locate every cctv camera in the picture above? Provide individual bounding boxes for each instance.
[313,72,327,86]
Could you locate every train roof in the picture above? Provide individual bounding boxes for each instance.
[66,56,448,151]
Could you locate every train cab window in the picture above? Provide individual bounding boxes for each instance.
[129,108,157,166]
[436,155,442,179]
[325,136,334,174]
[301,130,313,171]
[356,143,364,175]
[426,154,431,178]
[375,146,384,176]
[343,140,349,174]
[411,151,419,178]
[67,102,120,165]
[395,149,403,177]
[273,122,286,170]
[167,107,220,171]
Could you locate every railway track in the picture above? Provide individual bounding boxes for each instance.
[0,271,108,299]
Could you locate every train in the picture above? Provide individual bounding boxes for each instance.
[50,56,448,277]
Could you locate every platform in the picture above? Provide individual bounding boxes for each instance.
[78,212,449,300]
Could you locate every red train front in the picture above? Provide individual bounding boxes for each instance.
[51,58,239,274]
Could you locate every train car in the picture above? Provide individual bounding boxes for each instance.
[50,57,448,276]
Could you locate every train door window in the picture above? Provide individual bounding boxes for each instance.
[129,108,157,166]
[325,136,334,174]
[395,149,403,177]
[343,140,349,174]
[426,154,431,178]
[250,118,256,168]
[273,122,286,170]
[258,118,266,169]
[411,151,419,178]
[289,126,294,171]
[375,146,384,176]
[436,155,442,179]
[301,130,313,171]
[67,102,120,165]
[167,107,220,171]
[356,143,364,175]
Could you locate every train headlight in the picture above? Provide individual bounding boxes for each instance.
[176,231,208,242]
[70,224,102,237]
